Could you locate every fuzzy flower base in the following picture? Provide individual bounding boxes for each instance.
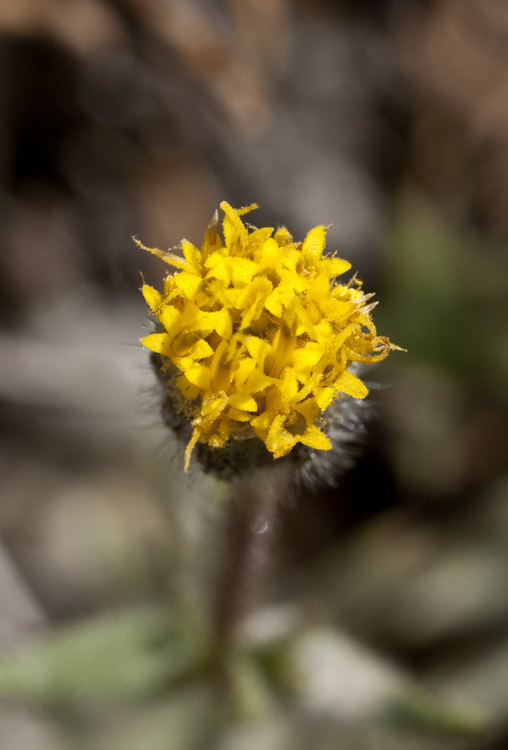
[138,202,394,478]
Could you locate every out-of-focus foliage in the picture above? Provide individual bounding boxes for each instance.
[1,1,508,748]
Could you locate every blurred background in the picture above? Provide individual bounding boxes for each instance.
[1,0,508,748]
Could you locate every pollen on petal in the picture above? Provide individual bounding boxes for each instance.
[228,393,258,412]
[182,241,202,269]
[335,369,369,399]
[302,225,326,263]
[174,271,202,298]
[186,364,211,389]
[140,332,170,354]
[300,425,332,451]
[142,284,163,311]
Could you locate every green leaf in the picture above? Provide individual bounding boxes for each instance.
[0,607,205,708]
[292,627,485,736]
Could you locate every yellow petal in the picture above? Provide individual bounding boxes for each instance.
[302,225,326,263]
[327,257,351,277]
[228,393,258,412]
[251,411,272,431]
[171,355,194,372]
[247,227,273,256]
[266,415,298,458]
[245,335,270,363]
[205,260,231,286]
[185,364,211,389]
[273,227,292,245]
[238,277,273,326]
[208,434,226,448]
[245,369,275,393]
[292,346,323,371]
[176,375,201,401]
[200,392,229,421]
[201,210,222,260]
[280,246,299,271]
[315,386,335,410]
[220,201,251,250]
[260,237,281,269]
[134,238,187,269]
[141,284,163,311]
[174,271,202,298]
[308,272,330,303]
[210,309,232,339]
[234,357,257,385]
[158,305,180,332]
[204,251,226,269]
[184,427,201,472]
[222,288,242,307]
[229,257,259,286]
[335,369,368,399]
[182,240,202,269]
[280,368,299,411]
[300,425,332,451]
[331,323,356,350]
[193,339,214,359]
[264,289,283,317]
[171,329,201,357]
[324,299,354,322]
[294,398,320,425]
[140,332,170,354]
[228,407,255,422]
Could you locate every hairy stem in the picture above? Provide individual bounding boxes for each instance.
[212,471,282,660]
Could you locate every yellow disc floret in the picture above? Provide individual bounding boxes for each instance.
[137,202,393,471]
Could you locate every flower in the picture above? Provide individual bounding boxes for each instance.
[137,202,395,474]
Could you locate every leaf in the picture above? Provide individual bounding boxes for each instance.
[292,627,485,735]
[0,608,205,708]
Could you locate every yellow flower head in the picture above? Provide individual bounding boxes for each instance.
[137,202,394,474]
